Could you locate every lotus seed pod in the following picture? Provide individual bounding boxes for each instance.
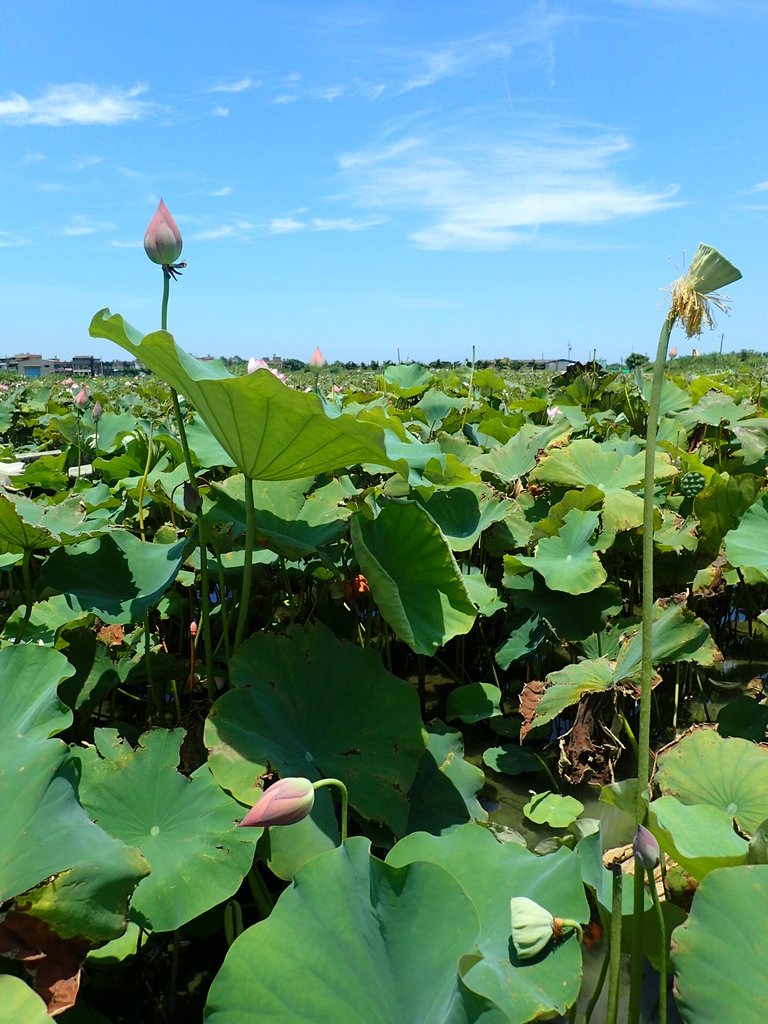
[509,897,555,959]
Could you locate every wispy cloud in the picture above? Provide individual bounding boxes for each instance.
[749,180,768,193]
[0,231,31,248]
[211,186,233,197]
[192,220,256,241]
[268,217,306,234]
[212,105,230,118]
[60,216,116,237]
[20,151,45,164]
[0,83,153,126]
[73,155,102,171]
[208,76,261,93]
[311,216,386,231]
[271,94,299,105]
[110,239,142,249]
[339,126,678,251]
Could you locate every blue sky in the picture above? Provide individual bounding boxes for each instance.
[1,0,766,365]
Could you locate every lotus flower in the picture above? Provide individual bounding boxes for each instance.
[238,777,315,827]
[309,346,326,369]
[74,387,89,409]
[632,825,660,870]
[546,405,561,422]
[668,347,678,359]
[144,199,183,266]
[247,357,287,384]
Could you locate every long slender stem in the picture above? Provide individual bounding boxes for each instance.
[161,267,215,697]
[13,550,34,645]
[605,864,623,1024]
[585,947,611,1024]
[312,777,349,841]
[629,311,676,1024]
[648,867,668,1024]
[234,475,255,650]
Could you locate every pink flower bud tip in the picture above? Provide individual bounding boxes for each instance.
[74,387,89,409]
[92,401,103,421]
[309,346,326,369]
[238,777,315,827]
[632,825,660,869]
[144,199,183,266]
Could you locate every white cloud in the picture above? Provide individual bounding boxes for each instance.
[339,128,678,251]
[0,83,153,126]
[749,181,768,193]
[212,105,230,118]
[208,76,260,93]
[73,155,102,171]
[110,240,142,249]
[311,216,386,232]
[192,220,256,241]
[20,151,46,164]
[61,216,116,237]
[211,186,233,197]
[0,231,30,247]
[271,94,298,105]
[268,217,306,234]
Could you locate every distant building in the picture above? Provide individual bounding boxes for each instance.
[73,355,103,376]
[0,352,136,377]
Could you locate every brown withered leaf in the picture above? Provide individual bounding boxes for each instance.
[519,679,547,742]
[558,693,623,786]
[96,623,125,647]
[0,911,89,1016]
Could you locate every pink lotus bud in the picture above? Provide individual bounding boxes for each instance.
[74,387,89,409]
[144,199,183,266]
[632,825,660,870]
[309,346,326,369]
[238,777,315,827]
[332,384,342,394]
[669,347,678,359]
[92,401,103,421]
[247,357,270,374]
[546,405,561,422]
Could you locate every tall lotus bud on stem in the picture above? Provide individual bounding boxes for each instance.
[309,346,326,369]
[92,400,103,421]
[239,777,316,827]
[632,824,660,870]
[144,199,183,268]
[668,244,741,337]
[74,387,89,410]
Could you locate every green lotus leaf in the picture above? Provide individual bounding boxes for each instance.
[0,736,148,940]
[90,310,406,480]
[406,722,488,836]
[495,610,549,669]
[205,474,348,559]
[717,695,768,742]
[205,837,495,1024]
[693,472,761,554]
[654,729,768,835]
[725,495,768,576]
[483,744,543,776]
[446,682,501,723]
[524,659,615,732]
[530,438,676,533]
[387,824,589,1021]
[504,573,622,641]
[612,601,721,681]
[379,362,434,397]
[524,791,585,828]
[671,865,768,1024]
[1,594,93,646]
[205,623,425,835]
[414,387,466,427]
[0,489,60,552]
[730,418,768,465]
[351,501,476,655]
[648,795,748,880]
[470,421,570,482]
[677,390,752,429]
[73,728,260,933]
[417,484,509,552]
[0,977,51,1023]
[515,509,607,595]
[462,569,505,617]
[36,531,186,624]
[0,645,74,740]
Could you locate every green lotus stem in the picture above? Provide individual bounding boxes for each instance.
[605,863,623,1024]
[234,475,255,651]
[460,344,476,431]
[161,269,215,699]
[246,864,274,919]
[648,866,667,1024]
[585,946,610,1024]
[13,550,34,645]
[629,309,676,1024]
[137,426,153,543]
[312,777,349,841]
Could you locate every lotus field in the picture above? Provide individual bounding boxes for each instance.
[2,218,767,1024]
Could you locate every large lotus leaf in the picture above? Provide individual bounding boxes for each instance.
[0,645,74,740]
[1,594,93,646]
[446,682,502,723]
[504,573,622,641]
[677,390,753,429]
[0,489,60,551]
[671,865,768,1024]
[379,362,434,397]
[731,417,768,465]
[515,509,607,595]
[648,796,748,880]
[387,824,589,1022]
[654,728,768,835]
[470,422,570,482]
[612,601,721,681]
[406,722,487,836]
[0,736,148,940]
[351,501,477,655]
[205,474,347,558]
[522,659,615,733]
[495,610,549,668]
[530,439,676,532]
[694,472,761,554]
[523,791,584,828]
[73,728,260,933]
[36,531,185,624]
[205,837,497,1024]
[184,415,236,469]
[417,485,509,552]
[724,495,768,576]
[0,977,51,1023]
[205,624,425,835]
[91,310,406,480]
[414,387,466,426]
